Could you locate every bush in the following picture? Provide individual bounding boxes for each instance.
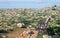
[18,17,31,27]
[53,35,60,38]
[56,19,60,25]
[0,30,8,33]
[7,19,15,26]
[51,15,56,18]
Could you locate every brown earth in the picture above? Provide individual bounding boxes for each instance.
[4,28,38,38]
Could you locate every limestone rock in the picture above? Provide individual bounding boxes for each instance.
[43,35,52,38]
[17,23,25,28]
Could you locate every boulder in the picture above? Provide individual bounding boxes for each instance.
[43,35,52,38]
[17,23,26,28]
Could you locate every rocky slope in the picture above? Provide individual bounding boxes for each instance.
[0,6,60,30]
[0,6,60,38]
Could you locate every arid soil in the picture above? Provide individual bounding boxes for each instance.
[4,28,38,38]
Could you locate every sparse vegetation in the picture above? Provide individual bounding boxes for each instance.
[0,6,60,38]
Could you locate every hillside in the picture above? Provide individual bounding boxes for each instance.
[0,6,60,30]
[0,6,60,38]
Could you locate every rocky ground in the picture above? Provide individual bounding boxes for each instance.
[0,6,60,38]
[0,27,38,38]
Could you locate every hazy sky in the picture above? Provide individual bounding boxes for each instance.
[0,0,60,9]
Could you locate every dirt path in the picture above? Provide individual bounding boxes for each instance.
[5,28,38,38]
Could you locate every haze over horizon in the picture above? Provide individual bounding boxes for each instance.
[0,0,60,9]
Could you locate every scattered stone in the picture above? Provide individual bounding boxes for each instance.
[17,23,26,28]
[21,28,38,38]
[43,35,52,38]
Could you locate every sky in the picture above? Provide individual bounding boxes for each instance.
[0,0,60,9]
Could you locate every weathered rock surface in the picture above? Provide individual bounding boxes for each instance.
[43,35,52,38]
[17,23,25,28]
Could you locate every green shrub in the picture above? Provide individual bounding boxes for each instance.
[0,30,8,33]
[18,17,31,27]
[56,19,60,25]
[53,35,60,38]
[37,33,42,38]
[51,15,56,18]
[7,19,15,26]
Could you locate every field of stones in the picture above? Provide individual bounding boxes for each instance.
[0,6,60,38]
